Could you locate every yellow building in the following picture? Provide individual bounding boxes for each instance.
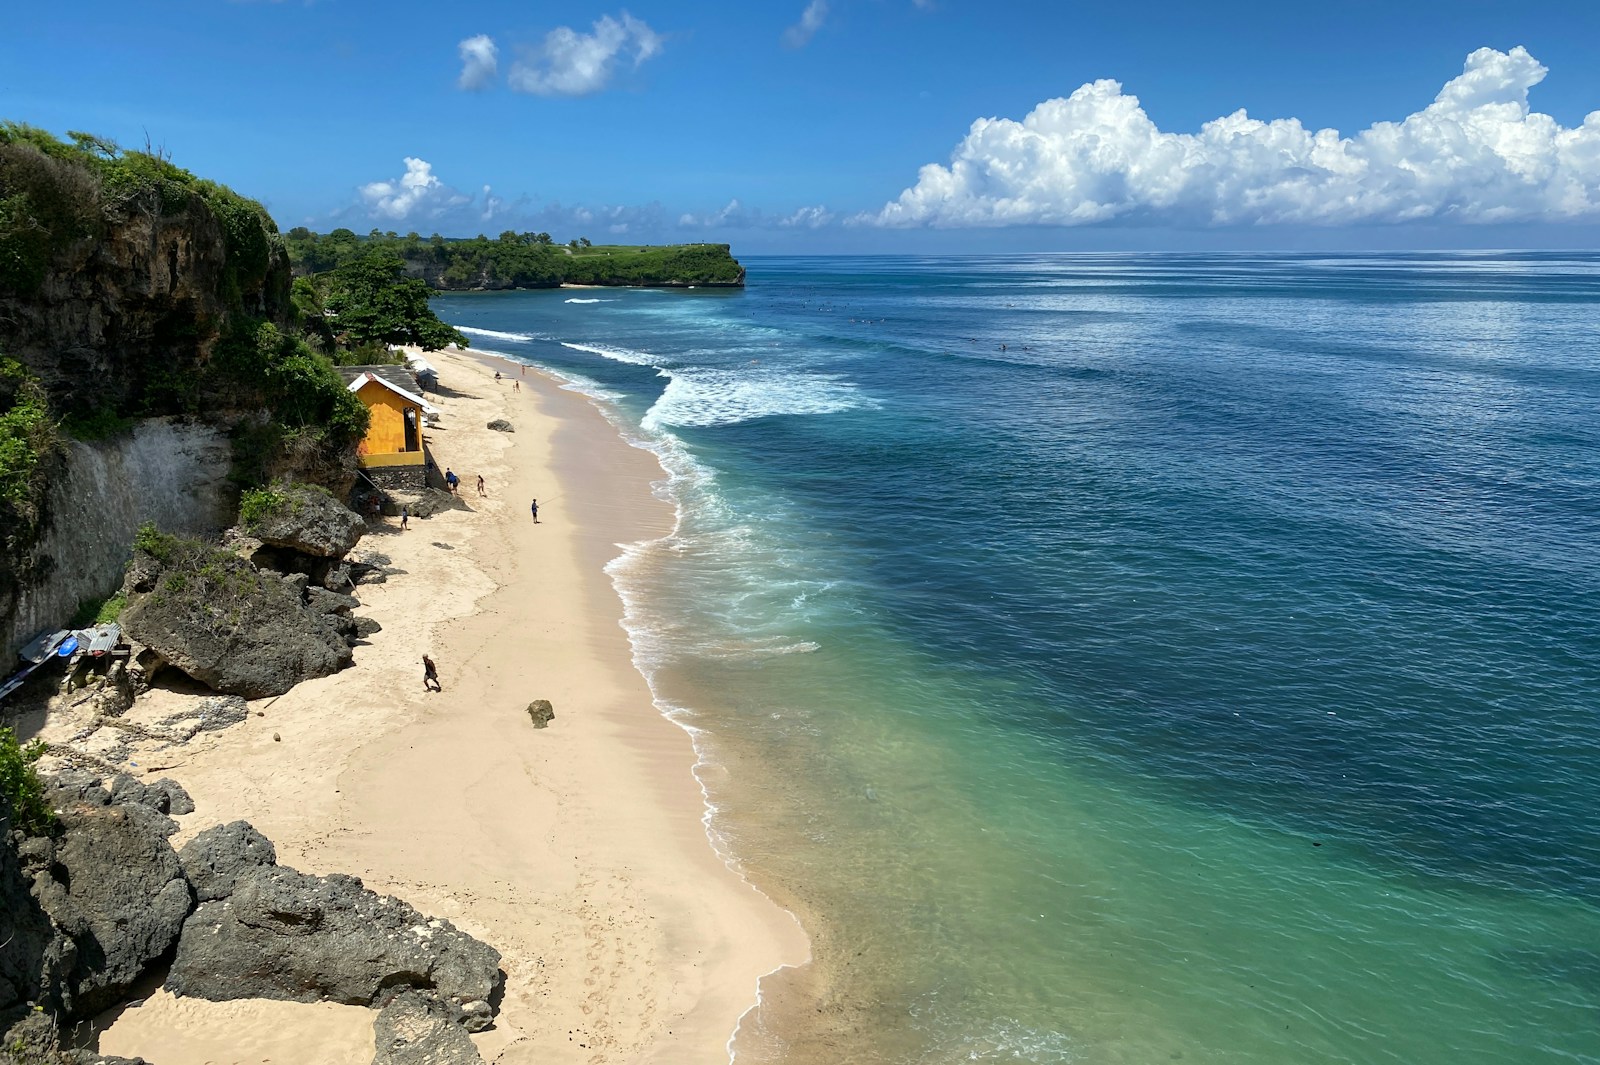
[338,367,438,486]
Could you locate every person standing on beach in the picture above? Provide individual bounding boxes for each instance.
[531,498,539,523]
[477,474,486,497]
[422,655,442,692]
[400,505,409,531]
[445,468,459,494]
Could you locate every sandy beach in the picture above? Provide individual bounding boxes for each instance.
[92,347,808,1063]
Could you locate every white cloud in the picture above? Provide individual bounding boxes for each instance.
[871,47,1600,229]
[457,34,499,91]
[783,1,828,48]
[358,158,471,222]
[679,199,754,228]
[781,205,835,228]
[508,12,662,97]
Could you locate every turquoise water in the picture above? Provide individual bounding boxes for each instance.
[433,254,1600,1064]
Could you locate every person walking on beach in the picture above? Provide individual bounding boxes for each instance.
[422,654,442,692]
[530,498,539,523]
[513,380,520,392]
[445,468,459,494]
[476,474,486,497]
[494,371,502,383]
[400,505,409,531]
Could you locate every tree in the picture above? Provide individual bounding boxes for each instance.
[322,252,466,351]
[579,237,592,248]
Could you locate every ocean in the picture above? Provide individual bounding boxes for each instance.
[432,252,1600,1065]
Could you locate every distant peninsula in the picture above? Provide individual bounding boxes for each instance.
[286,228,746,291]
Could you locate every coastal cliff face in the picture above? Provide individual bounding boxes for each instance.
[0,147,294,420]
[1,420,233,659]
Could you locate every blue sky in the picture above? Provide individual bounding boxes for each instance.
[4,1,1600,251]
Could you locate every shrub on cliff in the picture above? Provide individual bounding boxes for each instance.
[0,726,54,837]
[0,356,54,514]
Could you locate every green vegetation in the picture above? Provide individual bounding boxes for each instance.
[133,525,273,627]
[237,486,288,529]
[0,725,54,837]
[318,252,467,351]
[284,228,743,290]
[69,591,126,627]
[0,355,54,513]
[0,123,285,308]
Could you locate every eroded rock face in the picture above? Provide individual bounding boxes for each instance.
[30,803,192,1017]
[0,793,71,1032]
[168,860,502,1027]
[245,485,365,559]
[372,990,486,1065]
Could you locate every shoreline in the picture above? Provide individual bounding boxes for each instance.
[95,346,808,1063]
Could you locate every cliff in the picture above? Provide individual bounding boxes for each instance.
[0,126,367,662]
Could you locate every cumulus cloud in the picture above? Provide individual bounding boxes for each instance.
[358,158,471,222]
[457,34,498,90]
[508,12,662,97]
[783,1,828,48]
[871,47,1600,229]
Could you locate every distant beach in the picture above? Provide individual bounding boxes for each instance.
[95,347,806,1063]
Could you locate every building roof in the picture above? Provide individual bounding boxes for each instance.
[337,365,439,415]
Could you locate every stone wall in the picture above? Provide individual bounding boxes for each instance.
[4,419,233,659]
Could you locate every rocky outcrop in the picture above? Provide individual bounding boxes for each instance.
[178,820,277,903]
[167,838,501,1029]
[244,485,365,559]
[29,803,192,1017]
[373,990,486,1065]
[3,780,504,1058]
[486,419,513,433]
[0,792,69,1034]
[118,535,353,698]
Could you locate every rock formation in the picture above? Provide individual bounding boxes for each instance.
[373,990,486,1065]
[525,700,555,728]
[244,484,366,559]
[117,533,355,698]
[1,775,504,1059]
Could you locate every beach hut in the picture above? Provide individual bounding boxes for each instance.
[337,366,439,489]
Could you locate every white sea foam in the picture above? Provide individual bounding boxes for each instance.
[561,341,660,367]
[455,325,537,342]
[643,367,878,429]
[564,297,615,304]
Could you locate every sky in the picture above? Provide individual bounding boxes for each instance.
[4,1,1600,252]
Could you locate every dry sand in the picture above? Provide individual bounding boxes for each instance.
[94,348,808,1064]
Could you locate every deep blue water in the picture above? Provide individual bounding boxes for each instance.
[434,253,1600,1064]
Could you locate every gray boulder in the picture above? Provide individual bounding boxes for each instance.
[178,821,278,903]
[486,419,514,433]
[372,990,486,1064]
[243,484,365,558]
[167,862,502,1027]
[120,536,353,698]
[525,700,554,728]
[30,803,192,1017]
